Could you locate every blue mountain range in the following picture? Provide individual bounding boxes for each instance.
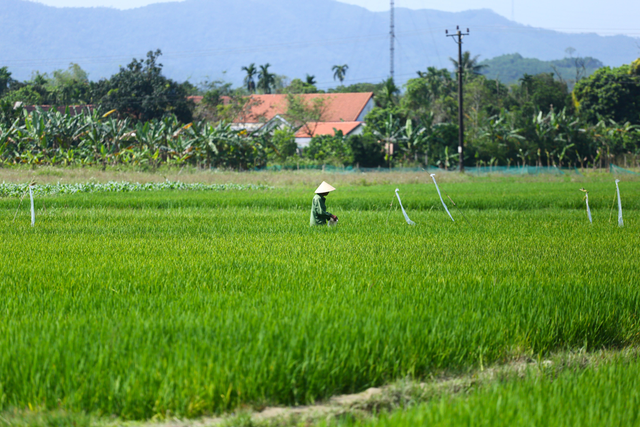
[1,0,637,89]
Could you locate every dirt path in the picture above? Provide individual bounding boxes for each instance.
[129,347,639,427]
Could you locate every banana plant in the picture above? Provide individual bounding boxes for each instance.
[23,108,49,152]
[402,117,431,163]
[478,114,524,164]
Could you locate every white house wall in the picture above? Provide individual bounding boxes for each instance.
[356,98,375,122]
[230,123,263,132]
[349,124,364,136]
[296,137,312,148]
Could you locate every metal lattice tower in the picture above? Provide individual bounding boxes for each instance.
[390,0,395,80]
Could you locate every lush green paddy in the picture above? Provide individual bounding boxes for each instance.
[1,177,638,420]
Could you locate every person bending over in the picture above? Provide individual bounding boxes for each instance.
[310,181,338,226]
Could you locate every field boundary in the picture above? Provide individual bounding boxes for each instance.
[114,346,639,427]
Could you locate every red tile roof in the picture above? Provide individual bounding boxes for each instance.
[190,93,373,124]
[295,122,363,138]
[239,93,373,123]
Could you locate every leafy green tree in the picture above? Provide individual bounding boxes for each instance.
[241,63,257,93]
[450,51,487,78]
[282,78,319,94]
[46,63,91,105]
[283,94,328,136]
[3,85,43,105]
[257,63,276,94]
[21,72,51,103]
[402,78,431,113]
[305,74,316,85]
[463,76,510,143]
[269,127,298,161]
[403,67,457,121]
[328,82,382,94]
[364,105,407,134]
[573,62,640,124]
[306,130,353,165]
[51,63,88,86]
[271,75,290,94]
[332,64,349,84]
[0,67,15,98]
[347,133,385,167]
[513,73,570,114]
[199,78,234,100]
[377,77,400,108]
[416,67,455,98]
[194,79,235,122]
[96,50,193,123]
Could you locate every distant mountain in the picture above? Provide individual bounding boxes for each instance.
[479,54,605,85]
[0,0,638,89]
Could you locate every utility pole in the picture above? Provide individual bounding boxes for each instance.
[446,26,469,172]
[390,0,395,80]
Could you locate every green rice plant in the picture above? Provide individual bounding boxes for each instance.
[321,355,640,427]
[0,182,639,420]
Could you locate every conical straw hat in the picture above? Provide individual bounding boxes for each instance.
[315,181,336,194]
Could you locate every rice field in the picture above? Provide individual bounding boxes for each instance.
[0,172,639,422]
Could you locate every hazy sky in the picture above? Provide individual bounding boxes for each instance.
[28,0,640,37]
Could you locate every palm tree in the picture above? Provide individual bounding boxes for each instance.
[257,63,275,94]
[449,51,487,76]
[518,73,535,101]
[305,74,316,86]
[241,63,257,93]
[379,77,400,107]
[332,64,349,84]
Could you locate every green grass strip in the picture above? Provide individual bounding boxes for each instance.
[326,355,640,427]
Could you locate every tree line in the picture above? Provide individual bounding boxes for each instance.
[1,50,640,170]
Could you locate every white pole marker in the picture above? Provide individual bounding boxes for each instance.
[615,179,623,227]
[29,185,35,227]
[430,174,454,222]
[579,189,592,224]
[395,189,415,225]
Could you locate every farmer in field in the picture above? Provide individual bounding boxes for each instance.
[310,181,338,226]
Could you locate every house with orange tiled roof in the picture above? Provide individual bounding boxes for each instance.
[190,92,374,147]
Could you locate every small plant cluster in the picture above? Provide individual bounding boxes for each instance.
[0,181,272,198]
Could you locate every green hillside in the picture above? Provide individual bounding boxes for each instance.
[480,53,604,85]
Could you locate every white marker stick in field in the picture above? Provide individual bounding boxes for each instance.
[430,174,454,222]
[395,189,415,225]
[579,189,592,224]
[615,179,623,227]
[29,185,35,227]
